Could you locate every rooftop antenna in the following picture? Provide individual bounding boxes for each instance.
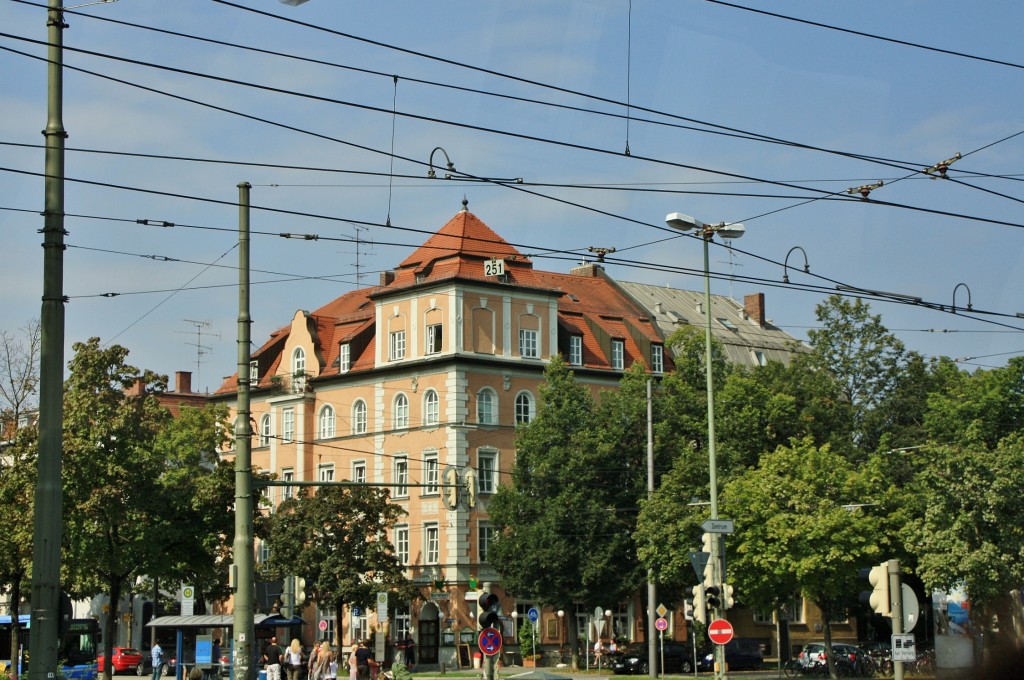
[175,319,220,390]
[716,242,742,299]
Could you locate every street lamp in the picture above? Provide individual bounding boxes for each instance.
[665,212,745,680]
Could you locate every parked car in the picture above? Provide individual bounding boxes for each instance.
[698,638,764,672]
[611,641,694,675]
[797,642,863,673]
[141,653,177,677]
[98,648,145,675]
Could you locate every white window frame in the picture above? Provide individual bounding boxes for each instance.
[514,391,534,425]
[318,463,335,482]
[425,523,439,564]
[651,344,664,374]
[424,389,440,426]
[426,323,443,355]
[339,343,351,373]
[478,450,497,494]
[352,460,366,484]
[282,468,294,502]
[318,405,336,439]
[249,360,258,384]
[394,457,409,498]
[258,413,272,447]
[478,523,494,563]
[423,452,439,495]
[568,335,583,366]
[519,328,539,359]
[351,609,368,643]
[292,347,307,392]
[477,388,497,425]
[394,393,409,429]
[258,540,271,564]
[389,330,406,361]
[352,399,368,435]
[317,605,336,645]
[395,525,409,565]
[282,407,295,443]
[611,339,625,370]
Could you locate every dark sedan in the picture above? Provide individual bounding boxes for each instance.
[611,642,694,675]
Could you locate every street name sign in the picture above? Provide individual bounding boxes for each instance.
[701,519,735,534]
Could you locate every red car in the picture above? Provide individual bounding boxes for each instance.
[98,647,145,675]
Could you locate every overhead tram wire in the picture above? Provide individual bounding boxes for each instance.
[4,4,988,184]
[3,37,1019,230]
[4,50,1023,243]
[703,0,1024,71]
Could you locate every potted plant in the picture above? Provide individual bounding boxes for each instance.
[518,618,538,666]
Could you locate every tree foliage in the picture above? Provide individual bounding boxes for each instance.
[489,357,645,657]
[264,484,413,640]
[0,319,40,437]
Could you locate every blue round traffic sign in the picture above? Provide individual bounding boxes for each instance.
[527,607,540,623]
[478,627,503,656]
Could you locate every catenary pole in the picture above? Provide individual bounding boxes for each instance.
[647,379,657,678]
[29,3,67,679]
[232,182,255,680]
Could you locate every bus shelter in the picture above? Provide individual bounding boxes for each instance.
[146,613,304,680]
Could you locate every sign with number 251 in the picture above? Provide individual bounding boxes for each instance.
[484,259,505,277]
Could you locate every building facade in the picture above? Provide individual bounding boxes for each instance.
[214,204,814,666]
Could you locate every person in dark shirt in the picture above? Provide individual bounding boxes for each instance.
[354,641,373,680]
[263,636,283,680]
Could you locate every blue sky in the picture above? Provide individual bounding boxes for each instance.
[3,0,1023,392]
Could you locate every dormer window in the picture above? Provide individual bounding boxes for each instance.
[569,335,583,366]
[611,339,625,370]
[651,344,664,374]
[339,343,351,373]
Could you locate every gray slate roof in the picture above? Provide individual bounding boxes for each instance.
[615,281,809,367]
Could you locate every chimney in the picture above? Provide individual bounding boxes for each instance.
[127,378,146,397]
[744,293,766,327]
[570,263,602,277]
[380,271,395,286]
[176,371,193,394]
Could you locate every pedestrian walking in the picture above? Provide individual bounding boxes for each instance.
[347,646,359,680]
[285,640,304,680]
[263,636,283,680]
[151,643,164,680]
[310,642,331,680]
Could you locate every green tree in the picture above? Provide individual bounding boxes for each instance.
[59,339,237,679]
[0,425,36,680]
[806,295,909,452]
[264,484,412,643]
[723,438,883,679]
[907,438,1024,630]
[490,357,640,664]
[924,357,1024,451]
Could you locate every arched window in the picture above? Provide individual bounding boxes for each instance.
[291,347,307,392]
[394,394,409,429]
[352,400,368,435]
[258,413,272,447]
[514,391,535,424]
[318,405,336,439]
[424,389,440,426]
[477,388,497,425]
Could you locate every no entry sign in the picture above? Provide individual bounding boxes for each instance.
[708,619,734,645]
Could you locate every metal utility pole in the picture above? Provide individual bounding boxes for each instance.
[646,379,657,678]
[232,182,255,680]
[29,3,67,678]
[889,560,905,680]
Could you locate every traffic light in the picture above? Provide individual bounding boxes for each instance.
[701,533,715,587]
[281,576,294,618]
[478,592,500,629]
[295,577,307,609]
[705,585,721,610]
[860,563,890,616]
[690,585,707,625]
[721,583,735,610]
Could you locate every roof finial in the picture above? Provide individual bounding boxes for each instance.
[461,196,469,212]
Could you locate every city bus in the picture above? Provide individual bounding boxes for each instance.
[0,615,99,680]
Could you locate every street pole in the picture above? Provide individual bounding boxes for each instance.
[700,232,726,680]
[889,560,904,680]
[29,3,67,679]
[232,182,255,680]
[647,379,657,679]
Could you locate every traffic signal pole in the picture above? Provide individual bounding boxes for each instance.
[889,560,905,680]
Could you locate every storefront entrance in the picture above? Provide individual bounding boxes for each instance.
[417,603,440,665]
